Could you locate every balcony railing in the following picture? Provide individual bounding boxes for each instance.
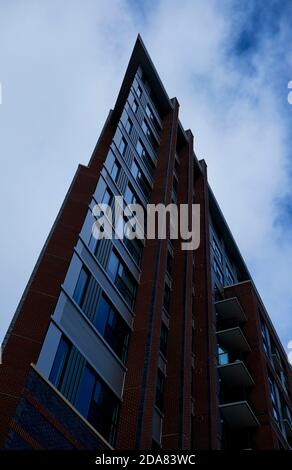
[217,327,251,353]
[218,360,254,388]
[215,297,246,323]
[220,401,259,429]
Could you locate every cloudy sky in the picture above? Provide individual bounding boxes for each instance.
[0,0,292,352]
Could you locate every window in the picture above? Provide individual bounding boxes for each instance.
[269,377,280,423]
[94,295,129,362]
[217,345,229,366]
[125,117,133,135]
[108,251,136,308]
[260,318,270,356]
[118,137,127,156]
[75,365,119,446]
[212,238,222,264]
[172,176,178,196]
[136,139,155,177]
[160,322,168,357]
[174,157,179,175]
[136,85,142,98]
[49,336,71,388]
[214,258,223,285]
[163,283,171,312]
[146,103,160,134]
[124,184,137,205]
[132,99,138,114]
[166,251,173,277]
[131,160,151,200]
[155,369,165,411]
[124,237,143,266]
[101,188,112,205]
[110,160,120,183]
[142,119,156,149]
[225,264,234,286]
[73,267,90,307]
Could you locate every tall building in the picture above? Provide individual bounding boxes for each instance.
[0,35,291,450]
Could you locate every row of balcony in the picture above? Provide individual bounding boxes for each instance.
[215,297,258,431]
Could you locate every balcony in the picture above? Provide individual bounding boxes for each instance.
[220,401,259,429]
[215,297,246,323]
[217,327,251,353]
[283,419,292,438]
[218,360,254,388]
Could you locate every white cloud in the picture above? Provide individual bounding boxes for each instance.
[0,0,291,351]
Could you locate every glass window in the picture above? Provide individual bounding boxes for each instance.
[217,345,229,366]
[119,137,127,156]
[73,267,90,307]
[130,160,151,200]
[132,99,138,114]
[107,251,136,308]
[261,318,270,356]
[93,295,129,362]
[136,85,142,98]
[166,251,173,277]
[142,119,157,150]
[155,369,165,411]
[108,251,120,281]
[136,139,155,177]
[146,103,160,133]
[212,238,222,264]
[49,336,70,388]
[124,184,137,205]
[101,188,112,205]
[124,237,143,266]
[163,283,171,312]
[75,365,95,418]
[214,258,223,285]
[160,322,168,357]
[125,118,133,135]
[75,365,119,446]
[225,264,234,286]
[110,160,120,183]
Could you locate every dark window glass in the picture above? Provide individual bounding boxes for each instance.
[101,188,112,205]
[132,99,138,114]
[142,119,157,150]
[163,283,171,312]
[73,267,90,307]
[166,251,173,277]
[160,322,168,357]
[49,337,70,387]
[93,295,129,362]
[124,184,137,205]
[155,369,165,411]
[119,137,127,156]
[131,160,151,200]
[146,103,160,133]
[110,160,120,182]
[213,238,222,264]
[107,251,136,308]
[136,85,142,98]
[214,258,223,285]
[173,176,178,195]
[136,139,155,177]
[174,157,179,175]
[125,118,133,135]
[75,365,119,446]
[225,264,234,286]
[75,365,95,417]
[124,237,143,265]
